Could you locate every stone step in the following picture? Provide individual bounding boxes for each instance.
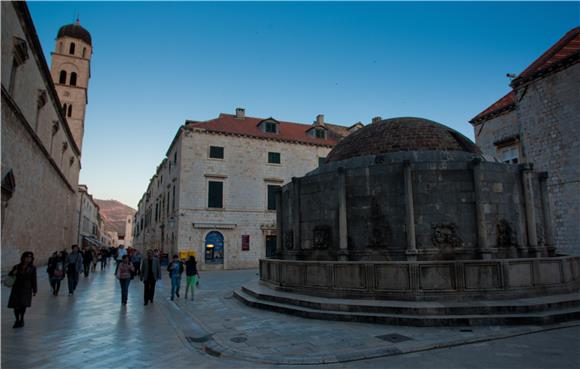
[234,286,580,326]
[240,281,580,316]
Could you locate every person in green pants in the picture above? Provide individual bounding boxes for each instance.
[184,256,200,301]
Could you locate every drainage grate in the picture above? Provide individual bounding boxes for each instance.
[186,335,211,343]
[460,329,473,332]
[230,336,248,343]
[376,333,413,343]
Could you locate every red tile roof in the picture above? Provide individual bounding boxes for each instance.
[513,27,580,86]
[471,27,580,124]
[470,91,515,124]
[185,114,347,146]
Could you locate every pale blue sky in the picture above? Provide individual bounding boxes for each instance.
[28,1,579,208]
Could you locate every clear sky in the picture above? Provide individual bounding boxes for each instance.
[27,1,579,209]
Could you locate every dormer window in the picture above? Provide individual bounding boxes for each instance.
[258,118,279,134]
[314,128,326,139]
[265,122,277,133]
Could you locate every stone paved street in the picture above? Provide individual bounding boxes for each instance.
[2,264,579,369]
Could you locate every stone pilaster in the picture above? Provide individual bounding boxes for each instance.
[472,158,492,259]
[291,177,301,253]
[521,164,539,256]
[539,172,555,256]
[275,187,283,257]
[337,168,349,261]
[403,161,418,261]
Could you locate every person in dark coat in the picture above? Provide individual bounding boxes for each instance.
[140,250,161,305]
[82,245,93,277]
[7,251,38,328]
[67,244,83,295]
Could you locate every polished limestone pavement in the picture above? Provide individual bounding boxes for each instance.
[2,265,579,369]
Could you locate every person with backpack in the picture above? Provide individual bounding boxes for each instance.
[167,255,184,301]
[66,245,83,295]
[184,256,200,301]
[47,251,66,296]
[116,255,135,305]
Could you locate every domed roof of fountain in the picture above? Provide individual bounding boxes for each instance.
[326,117,481,163]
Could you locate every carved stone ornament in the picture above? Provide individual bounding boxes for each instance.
[284,230,294,250]
[313,226,331,249]
[496,219,514,247]
[432,223,460,249]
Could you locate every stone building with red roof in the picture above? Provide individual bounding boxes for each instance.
[132,108,362,269]
[470,27,580,256]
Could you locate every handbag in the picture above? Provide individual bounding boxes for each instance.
[3,275,16,288]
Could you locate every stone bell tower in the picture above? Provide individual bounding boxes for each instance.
[50,18,92,153]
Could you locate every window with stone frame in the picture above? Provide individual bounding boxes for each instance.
[209,146,224,159]
[208,181,223,208]
[268,152,281,164]
[315,128,326,139]
[267,185,280,210]
[497,144,520,164]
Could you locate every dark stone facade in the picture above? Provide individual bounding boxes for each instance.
[278,149,551,262]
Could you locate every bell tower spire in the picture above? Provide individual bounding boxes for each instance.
[50,20,92,153]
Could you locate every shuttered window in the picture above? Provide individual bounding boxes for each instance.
[267,185,280,210]
[209,146,224,159]
[208,181,223,208]
[268,152,281,164]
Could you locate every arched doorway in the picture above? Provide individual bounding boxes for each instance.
[205,231,224,264]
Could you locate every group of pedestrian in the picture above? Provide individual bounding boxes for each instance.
[116,249,200,306]
[6,245,201,329]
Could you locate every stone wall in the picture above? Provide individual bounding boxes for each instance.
[473,63,580,256]
[516,63,580,256]
[279,153,550,261]
[1,2,81,271]
[260,256,580,301]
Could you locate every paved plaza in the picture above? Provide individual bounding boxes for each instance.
[2,264,579,369]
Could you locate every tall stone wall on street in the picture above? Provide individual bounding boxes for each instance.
[2,99,78,270]
[516,63,580,256]
[1,2,81,271]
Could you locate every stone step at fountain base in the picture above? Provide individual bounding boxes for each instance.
[234,281,580,326]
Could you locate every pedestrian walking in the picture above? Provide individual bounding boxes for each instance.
[7,252,37,328]
[82,245,93,277]
[140,250,161,305]
[99,247,108,270]
[184,256,200,301]
[91,247,98,272]
[131,250,142,277]
[116,255,135,305]
[167,255,184,300]
[47,251,66,296]
[66,244,83,295]
[115,245,127,273]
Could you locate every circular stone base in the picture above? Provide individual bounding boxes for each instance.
[259,256,580,301]
[235,280,580,326]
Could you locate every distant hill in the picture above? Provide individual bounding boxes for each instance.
[94,199,136,236]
